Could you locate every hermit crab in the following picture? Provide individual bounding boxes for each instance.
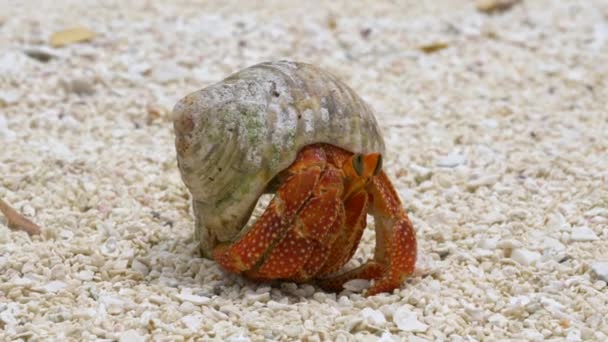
[173,61,416,295]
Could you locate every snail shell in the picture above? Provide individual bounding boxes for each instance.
[173,61,385,258]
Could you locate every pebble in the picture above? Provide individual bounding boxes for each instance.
[181,313,204,331]
[360,307,386,327]
[511,248,541,266]
[23,46,62,62]
[76,270,94,281]
[521,328,545,341]
[100,237,119,257]
[39,281,67,293]
[174,292,211,305]
[50,264,67,279]
[0,90,20,106]
[497,239,523,250]
[61,78,96,95]
[584,208,608,217]
[488,313,508,327]
[178,301,197,314]
[547,212,571,231]
[393,307,428,332]
[12,277,34,287]
[118,329,146,342]
[467,174,499,190]
[435,153,466,168]
[378,331,396,342]
[409,336,430,342]
[570,227,599,242]
[342,279,370,292]
[478,236,499,249]
[590,262,608,282]
[131,259,150,276]
[566,329,582,342]
[152,63,187,83]
[410,163,432,182]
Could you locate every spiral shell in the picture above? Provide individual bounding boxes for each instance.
[173,61,385,257]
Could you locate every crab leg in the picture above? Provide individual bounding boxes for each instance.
[317,190,368,277]
[365,171,417,295]
[212,147,326,273]
[318,172,416,295]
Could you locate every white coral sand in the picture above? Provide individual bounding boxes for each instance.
[1,0,607,340]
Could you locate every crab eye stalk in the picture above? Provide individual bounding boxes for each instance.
[352,154,364,176]
[373,154,383,175]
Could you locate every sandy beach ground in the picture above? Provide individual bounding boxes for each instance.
[1,0,607,340]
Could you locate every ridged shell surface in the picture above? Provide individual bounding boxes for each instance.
[173,61,385,257]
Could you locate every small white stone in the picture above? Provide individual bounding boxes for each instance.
[0,115,16,141]
[50,264,67,280]
[511,249,541,266]
[508,295,531,309]
[408,336,429,342]
[540,236,566,260]
[39,281,67,293]
[0,90,21,105]
[58,229,74,240]
[342,279,370,292]
[393,307,428,332]
[584,207,608,217]
[245,290,270,303]
[410,163,432,181]
[521,329,544,341]
[497,239,523,250]
[547,212,570,231]
[181,313,204,331]
[541,237,565,252]
[178,301,197,314]
[118,329,145,342]
[61,78,96,95]
[152,63,186,83]
[570,227,599,242]
[12,277,34,287]
[100,237,120,257]
[0,308,17,326]
[131,259,150,275]
[174,292,211,305]
[481,211,506,225]
[101,295,125,313]
[436,153,466,168]
[590,262,608,282]
[467,174,499,190]
[478,236,499,249]
[488,313,508,327]
[267,300,291,310]
[228,332,252,342]
[76,270,94,281]
[566,329,582,342]
[360,307,386,326]
[378,331,396,342]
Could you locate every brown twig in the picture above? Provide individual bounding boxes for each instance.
[0,198,41,236]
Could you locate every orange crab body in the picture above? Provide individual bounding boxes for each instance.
[213,143,416,295]
[173,61,416,295]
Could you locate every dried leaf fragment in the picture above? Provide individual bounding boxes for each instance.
[327,15,337,30]
[419,42,449,54]
[0,198,41,235]
[476,0,521,13]
[50,27,96,47]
